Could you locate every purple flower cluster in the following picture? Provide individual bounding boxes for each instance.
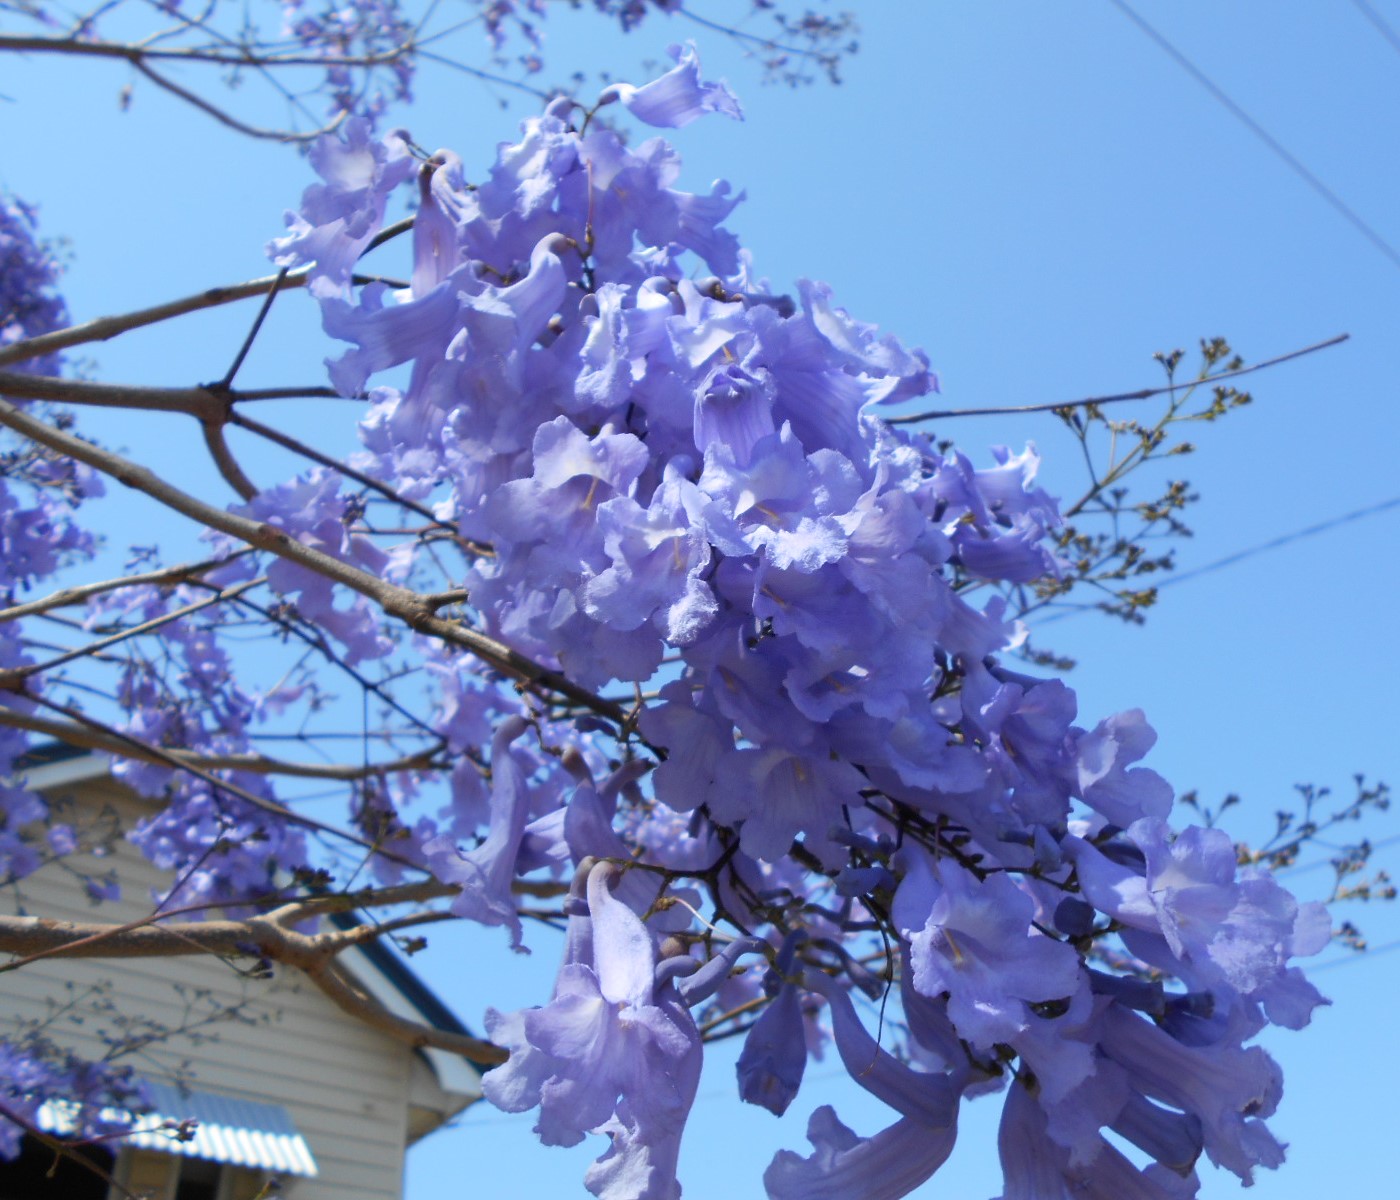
[257,49,1332,1200]
[0,1035,148,1159]
[0,51,1325,1195]
[0,194,103,889]
[473,0,681,63]
[279,0,417,118]
[84,568,312,912]
[1,196,68,380]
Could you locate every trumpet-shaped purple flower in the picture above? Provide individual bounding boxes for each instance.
[712,745,865,866]
[601,43,742,128]
[239,470,391,665]
[268,121,414,296]
[1071,710,1173,827]
[482,864,701,1199]
[424,718,533,948]
[583,463,717,644]
[1070,819,1329,997]
[765,1106,959,1200]
[1100,1005,1285,1184]
[894,853,1081,1049]
[736,983,807,1116]
[996,1080,1200,1200]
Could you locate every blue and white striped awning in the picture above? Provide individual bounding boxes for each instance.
[38,1081,318,1177]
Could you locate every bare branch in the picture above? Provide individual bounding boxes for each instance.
[304,960,505,1064]
[131,59,349,143]
[0,880,459,977]
[0,906,459,962]
[0,552,252,624]
[0,909,505,1064]
[0,263,403,372]
[215,267,289,390]
[0,32,413,69]
[1,576,263,682]
[0,395,631,728]
[0,705,441,781]
[200,420,259,500]
[886,333,1349,424]
[0,1100,143,1200]
[0,371,340,415]
[230,410,457,533]
[0,280,299,369]
[5,694,431,868]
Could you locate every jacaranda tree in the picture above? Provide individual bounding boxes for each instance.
[0,6,1384,1198]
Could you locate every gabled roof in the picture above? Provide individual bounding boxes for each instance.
[19,745,484,1106]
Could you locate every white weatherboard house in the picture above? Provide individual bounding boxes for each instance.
[0,748,483,1200]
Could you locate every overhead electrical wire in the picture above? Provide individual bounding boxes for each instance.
[1155,494,1400,592]
[1348,0,1400,59]
[1307,937,1400,974]
[1082,6,1400,978]
[1278,832,1400,879]
[1034,492,1400,628]
[1108,0,1400,272]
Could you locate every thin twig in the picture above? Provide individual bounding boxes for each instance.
[886,333,1349,423]
[0,31,413,69]
[0,273,315,370]
[0,552,251,624]
[230,410,455,532]
[0,912,504,1063]
[0,1100,142,1200]
[677,4,835,61]
[132,59,347,143]
[9,693,429,868]
[0,266,400,372]
[2,577,263,682]
[216,267,289,388]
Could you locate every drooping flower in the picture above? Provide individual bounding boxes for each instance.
[601,43,743,128]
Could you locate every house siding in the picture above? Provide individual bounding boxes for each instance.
[1,778,416,1200]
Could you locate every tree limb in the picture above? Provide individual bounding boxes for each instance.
[0,1100,143,1200]
[0,253,406,372]
[0,31,413,70]
[0,372,340,415]
[230,409,459,533]
[0,395,630,728]
[7,694,432,869]
[305,959,505,1064]
[0,705,441,781]
[2,577,264,683]
[200,420,259,501]
[0,910,505,1065]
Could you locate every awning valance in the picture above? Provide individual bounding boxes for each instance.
[38,1081,318,1178]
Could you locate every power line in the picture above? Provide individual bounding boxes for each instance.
[1278,831,1400,877]
[1307,936,1400,973]
[1108,0,1400,272]
[1348,0,1400,59]
[1036,491,1400,626]
[1156,494,1400,591]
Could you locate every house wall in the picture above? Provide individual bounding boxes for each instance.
[0,776,416,1200]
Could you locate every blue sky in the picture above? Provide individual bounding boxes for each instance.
[3,2,1398,1197]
